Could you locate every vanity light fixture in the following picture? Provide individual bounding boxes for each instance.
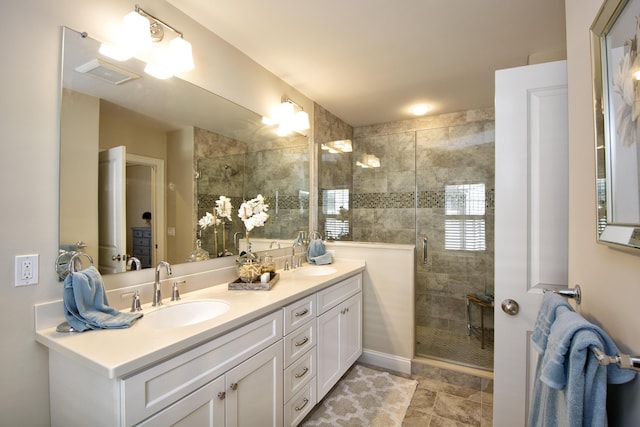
[262,98,310,136]
[356,154,381,168]
[321,140,353,154]
[99,4,195,79]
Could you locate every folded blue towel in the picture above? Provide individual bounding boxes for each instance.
[308,252,332,265]
[531,292,574,354]
[63,266,143,332]
[529,310,636,427]
[307,239,326,258]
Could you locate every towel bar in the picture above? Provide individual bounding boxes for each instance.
[592,347,640,372]
[543,284,581,305]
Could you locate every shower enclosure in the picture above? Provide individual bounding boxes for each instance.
[317,107,495,370]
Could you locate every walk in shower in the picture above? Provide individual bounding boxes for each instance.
[317,105,495,370]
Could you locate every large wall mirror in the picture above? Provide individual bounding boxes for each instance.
[59,27,309,275]
[591,0,640,251]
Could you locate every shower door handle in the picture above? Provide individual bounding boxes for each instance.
[422,237,427,264]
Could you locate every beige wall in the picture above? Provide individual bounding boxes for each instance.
[567,0,640,424]
[0,1,310,425]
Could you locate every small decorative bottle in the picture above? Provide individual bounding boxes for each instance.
[262,255,276,274]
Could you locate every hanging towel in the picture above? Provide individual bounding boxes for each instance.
[307,239,326,258]
[63,266,143,332]
[531,292,575,354]
[529,310,636,427]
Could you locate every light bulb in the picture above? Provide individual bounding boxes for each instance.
[169,37,195,72]
[294,110,310,131]
[144,62,173,80]
[123,11,151,53]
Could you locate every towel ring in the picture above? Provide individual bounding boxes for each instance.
[309,231,323,241]
[68,252,94,274]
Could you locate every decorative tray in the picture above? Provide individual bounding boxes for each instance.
[228,272,279,291]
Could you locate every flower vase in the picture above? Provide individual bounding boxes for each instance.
[237,231,261,282]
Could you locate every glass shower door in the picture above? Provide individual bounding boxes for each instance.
[414,120,495,370]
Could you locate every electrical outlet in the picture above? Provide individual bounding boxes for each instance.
[15,254,38,286]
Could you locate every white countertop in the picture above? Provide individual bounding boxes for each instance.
[35,260,365,379]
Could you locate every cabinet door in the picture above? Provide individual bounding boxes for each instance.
[342,293,362,368]
[225,341,283,427]
[316,302,342,399]
[316,292,363,400]
[137,376,225,426]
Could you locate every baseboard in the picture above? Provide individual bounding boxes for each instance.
[358,348,412,375]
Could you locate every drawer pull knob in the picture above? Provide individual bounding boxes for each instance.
[295,337,309,347]
[295,398,310,412]
[230,382,238,391]
[217,391,226,400]
[294,367,309,378]
[295,308,309,317]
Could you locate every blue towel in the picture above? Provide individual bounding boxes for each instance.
[308,252,332,265]
[529,310,636,427]
[531,292,575,354]
[307,239,326,258]
[63,266,143,332]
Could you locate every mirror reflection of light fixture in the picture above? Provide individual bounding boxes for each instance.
[99,4,195,79]
[262,97,310,136]
[356,154,381,168]
[321,139,353,154]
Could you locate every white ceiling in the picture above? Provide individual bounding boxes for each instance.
[169,0,567,127]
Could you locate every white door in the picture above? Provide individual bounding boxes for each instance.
[494,60,569,426]
[98,146,127,273]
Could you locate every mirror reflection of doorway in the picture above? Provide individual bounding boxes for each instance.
[98,146,164,273]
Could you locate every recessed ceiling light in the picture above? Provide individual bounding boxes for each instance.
[410,104,432,116]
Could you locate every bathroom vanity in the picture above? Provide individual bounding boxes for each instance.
[36,260,364,427]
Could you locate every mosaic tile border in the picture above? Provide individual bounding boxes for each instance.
[334,190,495,210]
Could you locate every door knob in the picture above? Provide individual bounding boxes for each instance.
[112,254,122,261]
[501,299,520,316]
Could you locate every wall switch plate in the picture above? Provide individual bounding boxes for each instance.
[15,254,38,286]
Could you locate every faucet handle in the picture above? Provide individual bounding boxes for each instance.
[131,291,142,312]
[171,281,185,301]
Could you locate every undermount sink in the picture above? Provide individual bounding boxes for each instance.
[142,300,230,329]
[294,266,337,276]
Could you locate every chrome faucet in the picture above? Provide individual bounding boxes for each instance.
[153,261,172,307]
[291,241,304,269]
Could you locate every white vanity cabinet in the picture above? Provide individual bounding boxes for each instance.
[139,341,283,427]
[282,294,317,427]
[49,311,283,427]
[316,273,363,400]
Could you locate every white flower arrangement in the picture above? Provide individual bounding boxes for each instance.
[238,194,269,231]
[215,195,233,221]
[198,211,220,230]
[199,195,234,229]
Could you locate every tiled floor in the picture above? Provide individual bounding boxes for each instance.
[365,360,493,427]
[416,325,494,371]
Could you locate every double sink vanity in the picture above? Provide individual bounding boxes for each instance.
[36,260,365,427]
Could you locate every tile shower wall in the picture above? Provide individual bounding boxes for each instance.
[195,127,309,257]
[317,106,495,366]
[354,109,495,339]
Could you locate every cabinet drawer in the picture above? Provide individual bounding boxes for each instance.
[134,237,150,247]
[284,348,316,402]
[316,273,362,314]
[121,311,282,426]
[283,294,316,335]
[132,228,152,238]
[283,320,315,367]
[284,377,317,427]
